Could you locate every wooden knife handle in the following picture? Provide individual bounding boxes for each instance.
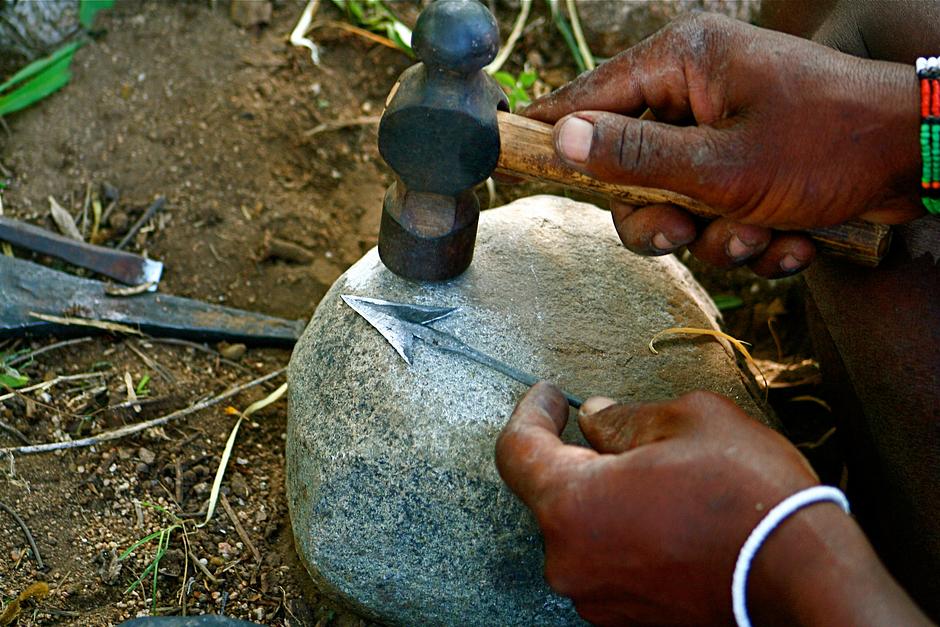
[494,111,891,267]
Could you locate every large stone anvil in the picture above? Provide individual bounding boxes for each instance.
[286,196,773,625]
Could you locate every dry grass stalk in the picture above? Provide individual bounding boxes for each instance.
[28,312,143,336]
[199,381,288,528]
[0,369,285,457]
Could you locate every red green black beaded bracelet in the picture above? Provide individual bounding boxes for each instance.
[916,57,940,215]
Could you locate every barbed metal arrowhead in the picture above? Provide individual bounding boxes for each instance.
[341,295,456,365]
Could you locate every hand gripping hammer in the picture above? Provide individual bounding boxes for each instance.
[377,0,891,281]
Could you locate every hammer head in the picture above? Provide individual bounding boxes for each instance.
[378,0,508,281]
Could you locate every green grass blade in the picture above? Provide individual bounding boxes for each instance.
[124,557,158,593]
[545,0,585,73]
[712,294,744,311]
[79,0,115,29]
[0,54,75,116]
[119,529,164,560]
[150,529,170,610]
[0,42,81,94]
[139,501,175,518]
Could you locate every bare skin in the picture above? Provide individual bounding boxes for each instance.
[521,14,922,277]
[496,383,932,626]
[497,8,938,626]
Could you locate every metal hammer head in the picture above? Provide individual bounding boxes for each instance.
[378,0,508,281]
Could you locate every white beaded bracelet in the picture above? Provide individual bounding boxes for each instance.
[731,485,851,627]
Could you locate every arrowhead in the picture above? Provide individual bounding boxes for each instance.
[341,295,457,365]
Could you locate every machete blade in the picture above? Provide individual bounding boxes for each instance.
[0,255,303,345]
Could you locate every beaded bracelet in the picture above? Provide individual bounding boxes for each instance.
[916,57,940,215]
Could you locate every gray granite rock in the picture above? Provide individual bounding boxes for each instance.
[0,0,78,71]
[287,195,771,626]
[574,0,760,58]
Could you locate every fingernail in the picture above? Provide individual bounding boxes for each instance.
[578,396,617,418]
[780,254,804,272]
[652,232,677,252]
[557,117,593,163]
[727,234,756,260]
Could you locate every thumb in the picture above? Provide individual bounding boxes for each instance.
[579,398,697,454]
[496,382,596,507]
[554,111,743,211]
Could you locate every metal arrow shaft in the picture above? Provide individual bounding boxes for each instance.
[343,295,585,409]
[411,319,584,408]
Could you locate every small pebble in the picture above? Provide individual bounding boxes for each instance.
[218,342,247,360]
[137,447,155,465]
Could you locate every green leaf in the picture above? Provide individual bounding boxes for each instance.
[135,374,150,395]
[0,42,81,94]
[384,24,413,56]
[333,0,412,56]
[518,71,537,89]
[493,71,516,89]
[712,294,744,311]
[0,368,28,389]
[79,0,114,29]
[331,0,363,22]
[0,54,74,116]
[347,0,365,22]
[389,21,413,51]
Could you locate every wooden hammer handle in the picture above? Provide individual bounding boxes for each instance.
[494,111,891,267]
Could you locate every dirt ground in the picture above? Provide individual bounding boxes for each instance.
[0,1,834,625]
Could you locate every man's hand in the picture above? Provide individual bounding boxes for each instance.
[495,383,931,626]
[522,14,923,277]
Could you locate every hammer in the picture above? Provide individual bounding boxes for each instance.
[377,0,891,281]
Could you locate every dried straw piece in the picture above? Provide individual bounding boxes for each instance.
[648,326,766,391]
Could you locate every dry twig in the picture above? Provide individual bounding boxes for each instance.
[0,500,44,569]
[312,20,399,50]
[485,0,532,74]
[796,426,837,451]
[127,341,175,382]
[116,196,165,250]
[304,115,380,137]
[0,369,285,457]
[565,0,595,70]
[105,282,156,297]
[220,493,261,563]
[0,419,30,445]
[0,372,107,404]
[7,337,94,367]
[143,338,250,373]
[187,548,219,583]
